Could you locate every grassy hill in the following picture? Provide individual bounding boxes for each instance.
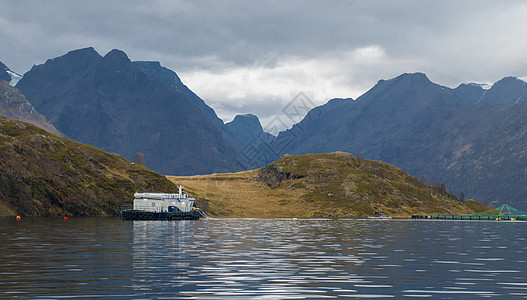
[169,152,489,218]
[0,116,178,216]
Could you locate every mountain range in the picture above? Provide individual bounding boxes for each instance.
[271,73,527,210]
[14,48,268,175]
[4,49,527,210]
[454,76,527,105]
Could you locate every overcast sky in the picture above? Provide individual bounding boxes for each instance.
[2,0,527,131]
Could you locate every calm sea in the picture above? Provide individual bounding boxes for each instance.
[1,217,526,299]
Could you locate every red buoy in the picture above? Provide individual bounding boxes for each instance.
[64,217,68,220]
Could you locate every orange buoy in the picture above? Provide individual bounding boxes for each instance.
[16,216,21,220]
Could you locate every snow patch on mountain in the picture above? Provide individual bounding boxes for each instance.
[464,82,493,90]
[7,70,22,86]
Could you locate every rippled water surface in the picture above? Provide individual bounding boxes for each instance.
[1,217,526,299]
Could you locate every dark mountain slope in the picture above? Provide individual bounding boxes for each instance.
[454,83,486,106]
[133,61,224,128]
[133,61,275,165]
[0,116,178,216]
[16,48,241,175]
[425,101,527,208]
[479,77,527,104]
[274,73,461,166]
[15,47,103,124]
[269,97,354,157]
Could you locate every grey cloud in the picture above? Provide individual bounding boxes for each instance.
[2,0,527,125]
[3,0,527,74]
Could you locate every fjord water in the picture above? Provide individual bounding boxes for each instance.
[1,218,526,299]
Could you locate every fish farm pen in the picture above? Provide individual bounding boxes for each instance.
[412,204,527,221]
[411,214,527,221]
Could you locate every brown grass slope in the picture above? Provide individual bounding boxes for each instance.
[0,116,178,216]
[170,152,488,218]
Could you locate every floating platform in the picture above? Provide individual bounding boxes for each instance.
[412,214,527,221]
[121,209,200,221]
[120,186,205,221]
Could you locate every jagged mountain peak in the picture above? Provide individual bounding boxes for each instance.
[230,113,260,124]
[377,72,432,86]
[103,48,130,62]
[16,47,241,175]
[225,113,265,138]
[496,76,526,84]
[368,73,444,98]
[47,47,101,65]
[397,72,430,81]
[358,72,458,110]
[72,46,98,55]
[478,76,527,104]
[98,49,134,75]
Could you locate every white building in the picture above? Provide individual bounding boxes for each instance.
[133,186,196,213]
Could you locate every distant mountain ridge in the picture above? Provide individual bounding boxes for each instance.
[225,113,274,154]
[454,76,527,105]
[271,73,527,210]
[16,47,242,175]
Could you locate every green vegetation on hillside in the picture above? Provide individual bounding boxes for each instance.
[170,152,489,218]
[0,116,178,216]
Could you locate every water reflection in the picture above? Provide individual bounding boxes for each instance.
[0,218,526,299]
